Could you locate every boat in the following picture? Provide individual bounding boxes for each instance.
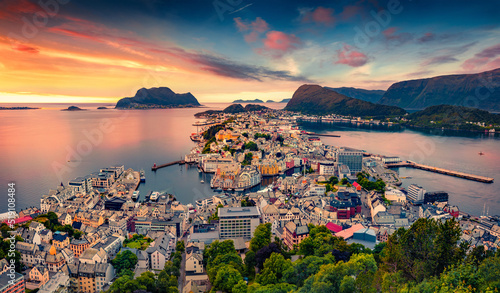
[150,191,160,201]
[479,151,484,156]
[132,191,139,200]
[140,169,146,182]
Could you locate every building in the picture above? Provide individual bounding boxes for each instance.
[218,206,261,240]
[319,161,336,176]
[68,176,93,195]
[283,220,309,250]
[70,239,90,258]
[185,252,204,274]
[0,271,25,293]
[424,191,449,204]
[53,232,70,249]
[329,188,362,220]
[234,166,262,189]
[26,265,50,290]
[407,184,426,204]
[336,148,363,174]
[381,156,401,164]
[385,188,407,204]
[104,197,126,211]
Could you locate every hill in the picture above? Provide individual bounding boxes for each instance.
[405,104,500,130]
[232,99,264,103]
[195,104,269,117]
[284,85,406,117]
[379,68,500,111]
[115,87,200,109]
[279,98,291,103]
[266,100,275,103]
[62,106,85,111]
[325,87,385,103]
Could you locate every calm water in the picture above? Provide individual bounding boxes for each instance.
[0,104,499,216]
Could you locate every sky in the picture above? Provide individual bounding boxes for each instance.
[0,0,499,103]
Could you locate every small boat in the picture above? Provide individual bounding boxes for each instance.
[150,191,160,201]
[132,191,139,200]
[479,151,484,156]
[140,169,146,182]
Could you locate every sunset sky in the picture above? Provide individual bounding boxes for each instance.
[0,0,499,103]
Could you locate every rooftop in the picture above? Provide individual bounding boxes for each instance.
[218,206,260,218]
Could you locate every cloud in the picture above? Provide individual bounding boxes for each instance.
[462,43,500,71]
[405,70,434,78]
[12,43,39,53]
[335,44,369,67]
[339,4,363,21]
[301,7,335,26]
[418,33,435,43]
[0,0,39,21]
[420,42,476,67]
[233,17,269,43]
[417,32,456,44]
[422,55,458,66]
[257,31,302,58]
[382,27,413,46]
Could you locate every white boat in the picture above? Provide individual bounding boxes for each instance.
[150,191,160,201]
[132,191,139,200]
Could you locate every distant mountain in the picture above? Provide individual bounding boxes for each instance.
[195,104,269,117]
[405,104,500,131]
[279,98,291,103]
[284,85,406,117]
[325,87,385,103]
[116,87,200,109]
[379,68,500,111]
[232,99,264,103]
[266,100,276,103]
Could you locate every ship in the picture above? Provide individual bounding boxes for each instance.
[479,151,484,156]
[190,133,203,142]
[132,191,139,200]
[150,191,160,201]
[140,169,146,182]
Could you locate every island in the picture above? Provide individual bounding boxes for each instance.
[97,106,109,110]
[232,99,264,103]
[0,106,40,110]
[62,106,85,111]
[115,87,201,109]
[403,104,500,131]
[266,100,275,103]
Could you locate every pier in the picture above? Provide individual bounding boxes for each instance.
[193,121,219,126]
[304,132,341,137]
[152,160,186,171]
[386,161,494,183]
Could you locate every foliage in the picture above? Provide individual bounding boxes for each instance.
[208,204,224,223]
[213,264,244,292]
[242,152,254,166]
[111,250,138,275]
[124,234,153,250]
[250,223,272,252]
[254,133,271,140]
[175,240,185,253]
[243,141,259,151]
[356,172,385,192]
[256,253,293,285]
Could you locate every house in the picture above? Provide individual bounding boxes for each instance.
[0,271,25,293]
[79,248,108,264]
[283,220,309,250]
[39,229,53,244]
[28,221,45,233]
[185,252,203,274]
[70,238,90,258]
[53,232,70,249]
[45,246,66,272]
[26,265,50,290]
[21,229,41,246]
[122,248,150,270]
[16,242,37,267]
[59,213,73,226]
[95,263,115,292]
[0,260,9,274]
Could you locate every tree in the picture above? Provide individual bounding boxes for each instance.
[255,242,282,270]
[245,250,257,277]
[112,250,138,275]
[328,176,339,185]
[250,223,272,252]
[175,240,185,253]
[340,178,349,185]
[204,239,237,267]
[233,280,248,293]
[256,253,293,286]
[213,264,243,292]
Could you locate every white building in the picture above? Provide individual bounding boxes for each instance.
[385,188,407,204]
[407,184,426,204]
[218,206,261,240]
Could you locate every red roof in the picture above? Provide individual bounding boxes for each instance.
[3,215,32,225]
[326,222,343,233]
[353,182,360,187]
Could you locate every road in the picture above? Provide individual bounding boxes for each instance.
[178,235,187,293]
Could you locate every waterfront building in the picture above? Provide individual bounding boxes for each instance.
[385,188,407,204]
[407,184,426,204]
[424,191,449,203]
[218,206,261,240]
[336,148,363,174]
[234,166,262,189]
[68,176,93,195]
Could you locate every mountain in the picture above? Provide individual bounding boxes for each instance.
[115,87,200,109]
[279,98,291,103]
[325,87,385,103]
[195,104,269,117]
[232,99,264,103]
[266,100,275,103]
[62,106,85,111]
[285,85,406,117]
[404,104,500,130]
[379,68,500,111]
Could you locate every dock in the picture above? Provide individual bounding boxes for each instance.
[152,160,186,171]
[304,132,341,137]
[386,161,494,183]
[193,121,219,126]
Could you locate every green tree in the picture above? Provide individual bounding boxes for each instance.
[250,223,272,252]
[176,240,185,253]
[213,264,243,292]
[111,250,138,275]
[233,280,248,293]
[256,253,293,285]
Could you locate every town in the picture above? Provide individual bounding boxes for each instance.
[1,109,499,293]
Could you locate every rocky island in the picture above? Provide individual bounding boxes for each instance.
[232,99,264,103]
[62,106,85,111]
[115,87,201,109]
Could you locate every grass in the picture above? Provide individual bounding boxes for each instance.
[125,238,152,250]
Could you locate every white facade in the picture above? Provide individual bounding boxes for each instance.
[407,184,426,204]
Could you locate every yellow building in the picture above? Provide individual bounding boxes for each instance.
[259,162,280,176]
[216,129,240,141]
